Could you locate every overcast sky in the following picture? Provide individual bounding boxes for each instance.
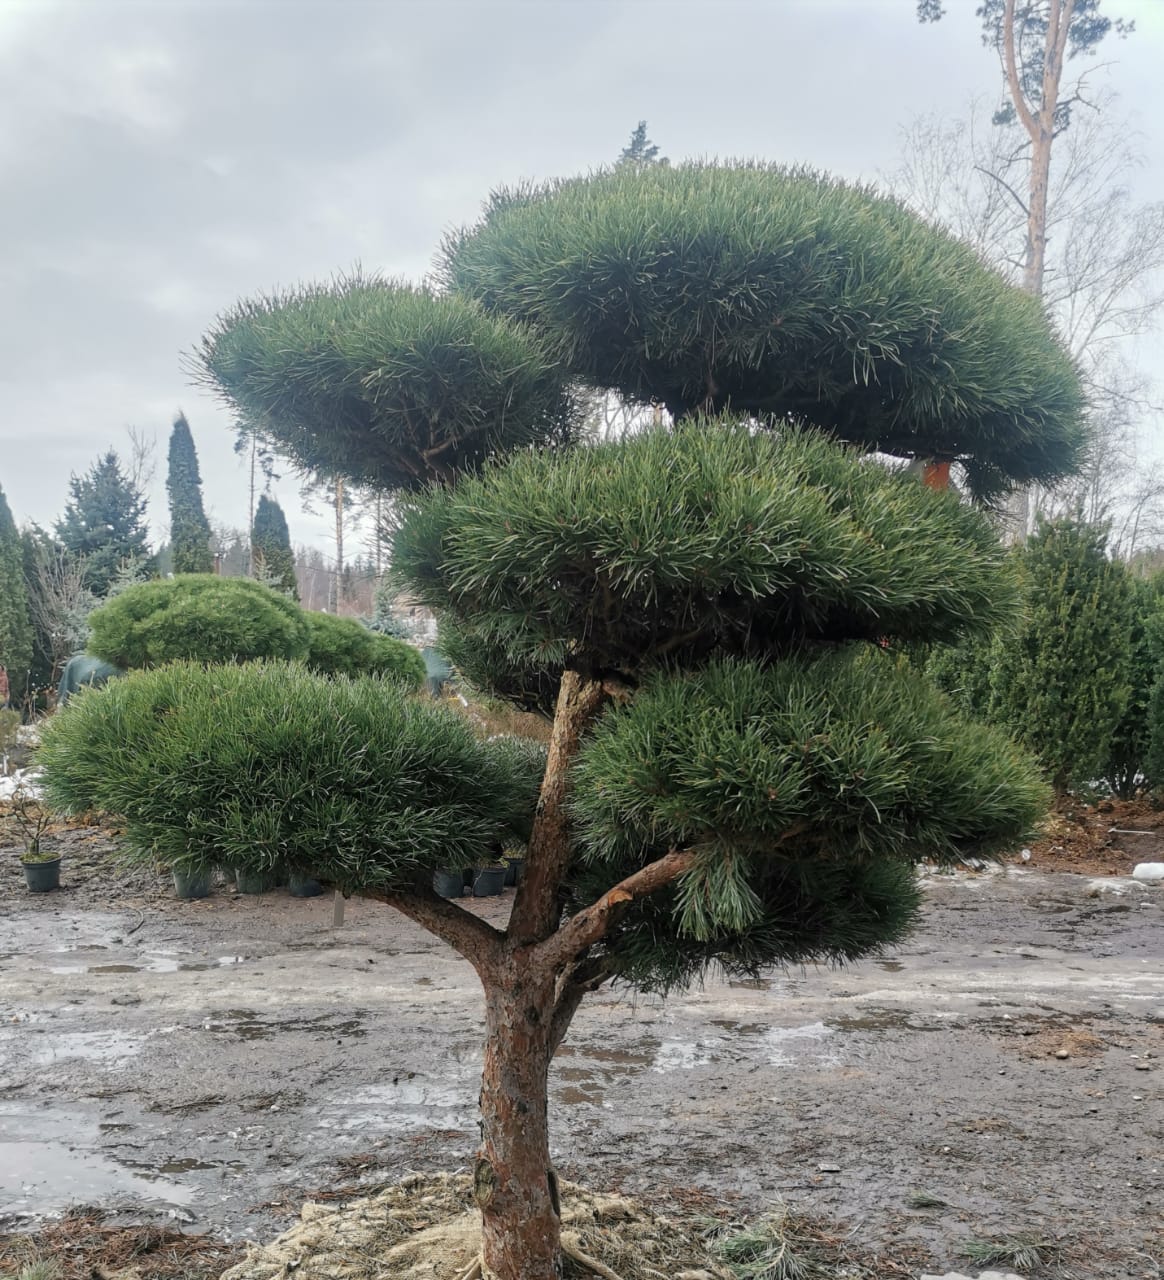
[1,0,1162,558]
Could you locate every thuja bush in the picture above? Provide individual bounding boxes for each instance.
[86,574,309,669]
[989,519,1134,795]
[1107,574,1164,797]
[303,610,426,685]
[38,661,543,879]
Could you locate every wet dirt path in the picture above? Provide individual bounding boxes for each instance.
[1,868,1160,1276]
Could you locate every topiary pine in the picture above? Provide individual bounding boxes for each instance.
[166,413,215,575]
[303,609,426,685]
[86,574,310,670]
[440,163,1085,501]
[116,159,1088,1280]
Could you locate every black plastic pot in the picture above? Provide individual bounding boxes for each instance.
[503,856,525,887]
[172,869,212,900]
[289,872,324,898]
[22,858,61,893]
[235,869,277,895]
[433,868,464,898]
[472,866,506,897]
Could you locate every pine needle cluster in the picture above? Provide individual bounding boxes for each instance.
[442,162,1084,499]
[38,662,543,886]
[192,276,576,490]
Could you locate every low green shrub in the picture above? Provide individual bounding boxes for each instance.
[37,661,543,886]
[86,575,310,669]
[303,610,425,685]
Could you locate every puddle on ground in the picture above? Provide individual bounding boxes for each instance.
[27,1030,144,1067]
[0,1102,195,1217]
[200,1012,365,1041]
[44,950,213,976]
[828,1008,948,1033]
[321,1046,481,1135]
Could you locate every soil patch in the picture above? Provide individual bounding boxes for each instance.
[1016,795,1164,876]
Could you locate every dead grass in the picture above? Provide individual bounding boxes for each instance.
[217,1174,930,1280]
[0,1210,244,1280]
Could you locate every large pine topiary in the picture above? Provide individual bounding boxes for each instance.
[76,160,1084,1280]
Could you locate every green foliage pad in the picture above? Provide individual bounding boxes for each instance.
[442,162,1084,500]
[304,610,426,685]
[568,650,1049,991]
[86,575,310,669]
[37,662,544,885]
[393,421,1018,676]
[193,276,576,490]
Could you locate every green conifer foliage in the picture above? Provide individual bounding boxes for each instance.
[303,610,426,685]
[55,451,152,597]
[86,574,309,669]
[166,414,214,574]
[1109,574,1164,796]
[991,518,1134,794]
[442,163,1084,500]
[251,495,298,599]
[74,160,1086,1280]
[0,484,34,704]
[194,277,575,491]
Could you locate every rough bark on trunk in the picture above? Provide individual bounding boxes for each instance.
[476,962,562,1280]
[508,669,607,947]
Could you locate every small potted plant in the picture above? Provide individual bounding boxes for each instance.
[11,784,60,893]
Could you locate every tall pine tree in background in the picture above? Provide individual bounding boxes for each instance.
[166,413,214,574]
[0,483,34,706]
[251,495,298,599]
[55,451,152,597]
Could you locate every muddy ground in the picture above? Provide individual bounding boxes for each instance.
[0,831,1161,1278]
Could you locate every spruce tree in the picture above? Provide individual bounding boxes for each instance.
[0,483,34,707]
[251,495,298,599]
[55,451,152,597]
[991,517,1134,794]
[174,161,1082,1279]
[166,413,214,574]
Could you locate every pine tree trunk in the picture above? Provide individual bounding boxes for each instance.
[476,962,562,1280]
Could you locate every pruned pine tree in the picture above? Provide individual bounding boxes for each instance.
[166,413,214,574]
[251,495,298,599]
[188,162,1082,1280]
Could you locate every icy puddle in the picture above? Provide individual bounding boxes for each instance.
[0,1103,196,1219]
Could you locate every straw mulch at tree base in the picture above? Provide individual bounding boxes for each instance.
[219,1173,927,1280]
[0,1209,244,1280]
